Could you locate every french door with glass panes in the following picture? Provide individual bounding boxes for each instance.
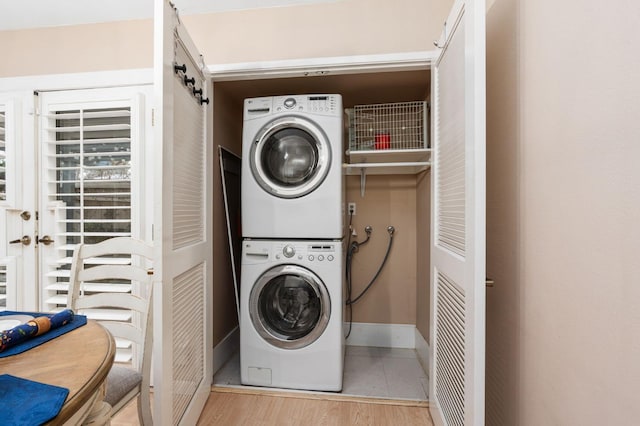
[1,87,152,315]
[37,86,153,319]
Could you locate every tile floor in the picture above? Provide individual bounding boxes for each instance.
[213,346,429,401]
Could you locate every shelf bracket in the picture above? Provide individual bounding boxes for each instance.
[342,160,433,197]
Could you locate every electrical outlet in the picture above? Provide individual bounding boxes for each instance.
[348,202,356,216]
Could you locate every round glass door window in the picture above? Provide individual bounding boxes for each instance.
[262,128,318,185]
[250,118,331,199]
[249,265,331,349]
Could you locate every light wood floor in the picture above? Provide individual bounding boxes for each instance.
[112,388,434,425]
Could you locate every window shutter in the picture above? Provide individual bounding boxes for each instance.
[0,263,7,309]
[41,100,139,363]
[1,107,12,309]
[0,258,16,310]
[0,108,6,201]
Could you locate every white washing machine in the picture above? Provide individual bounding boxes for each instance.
[241,94,344,239]
[240,239,344,391]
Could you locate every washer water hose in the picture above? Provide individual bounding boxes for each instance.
[345,217,395,339]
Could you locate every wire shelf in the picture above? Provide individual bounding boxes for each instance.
[347,101,428,153]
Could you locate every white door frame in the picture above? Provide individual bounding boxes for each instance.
[207,51,435,82]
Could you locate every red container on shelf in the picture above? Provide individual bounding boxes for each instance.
[374,132,391,150]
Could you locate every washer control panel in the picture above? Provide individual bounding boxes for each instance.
[273,242,338,262]
[307,243,337,262]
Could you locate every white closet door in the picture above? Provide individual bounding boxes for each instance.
[153,0,213,424]
[430,0,486,425]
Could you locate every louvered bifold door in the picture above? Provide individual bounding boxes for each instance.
[429,1,486,426]
[38,87,152,365]
[154,0,214,424]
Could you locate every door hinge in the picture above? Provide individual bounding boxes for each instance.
[151,108,155,126]
[33,91,41,117]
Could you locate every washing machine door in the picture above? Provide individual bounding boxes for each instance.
[249,264,331,349]
[250,117,331,199]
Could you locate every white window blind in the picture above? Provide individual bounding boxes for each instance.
[1,107,12,310]
[0,257,16,310]
[0,263,7,308]
[41,104,137,363]
[0,108,6,201]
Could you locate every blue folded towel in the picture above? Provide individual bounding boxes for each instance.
[0,374,69,425]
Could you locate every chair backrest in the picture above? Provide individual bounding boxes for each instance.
[67,237,154,377]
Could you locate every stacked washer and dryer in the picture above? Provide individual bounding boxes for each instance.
[240,95,345,391]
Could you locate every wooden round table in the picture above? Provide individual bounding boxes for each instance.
[0,320,116,425]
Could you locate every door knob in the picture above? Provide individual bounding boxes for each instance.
[9,235,32,246]
[38,235,55,246]
[20,211,31,221]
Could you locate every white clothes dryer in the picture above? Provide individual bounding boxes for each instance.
[240,239,344,391]
[241,95,344,239]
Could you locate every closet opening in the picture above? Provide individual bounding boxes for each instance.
[211,68,433,402]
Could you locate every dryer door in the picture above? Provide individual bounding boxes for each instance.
[249,264,331,349]
[249,117,331,199]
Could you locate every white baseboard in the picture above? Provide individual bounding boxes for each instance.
[414,328,430,376]
[213,326,239,375]
[345,322,416,349]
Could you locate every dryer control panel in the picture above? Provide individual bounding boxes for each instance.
[244,94,340,117]
[244,240,342,266]
[274,95,340,116]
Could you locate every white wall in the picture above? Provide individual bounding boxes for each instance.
[0,19,154,78]
[486,0,640,424]
[0,0,453,78]
[182,0,452,65]
[486,0,519,423]
[519,0,640,423]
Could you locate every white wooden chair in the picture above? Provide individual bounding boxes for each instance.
[67,237,154,425]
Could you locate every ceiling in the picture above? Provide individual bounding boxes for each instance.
[0,0,336,31]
